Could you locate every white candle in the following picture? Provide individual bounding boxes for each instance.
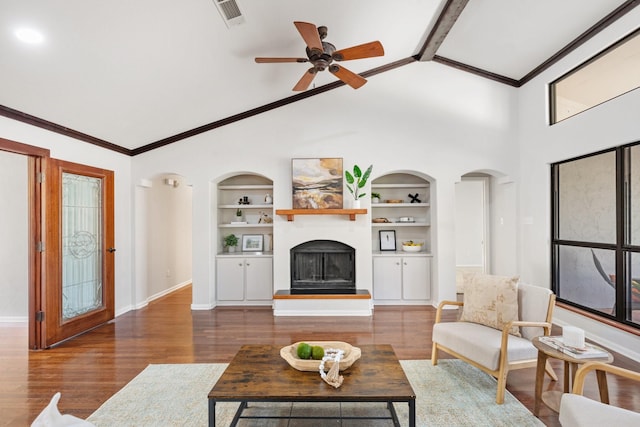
[563,326,585,349]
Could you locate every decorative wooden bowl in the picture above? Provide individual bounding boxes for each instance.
[280,341,361,372]
[372,217,390,223]
[385,199,404,203]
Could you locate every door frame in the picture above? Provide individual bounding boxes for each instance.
[0,138,49,349]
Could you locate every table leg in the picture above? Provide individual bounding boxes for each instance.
[208,399,215,427]
[596,370,610,404]
[563,361,571,392]
[409,399,416,427]
[534,351,548,416]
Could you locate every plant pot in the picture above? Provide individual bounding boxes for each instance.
[227,246,236,253]
[372,197,380,204]
[351,199,361,209]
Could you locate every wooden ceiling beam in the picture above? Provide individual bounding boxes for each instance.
[418,0,470,61]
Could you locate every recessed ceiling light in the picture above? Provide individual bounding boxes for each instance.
[15,28,44,44]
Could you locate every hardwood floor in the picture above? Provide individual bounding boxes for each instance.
[2,285,639,426]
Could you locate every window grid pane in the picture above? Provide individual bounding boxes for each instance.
[558,151,616,243]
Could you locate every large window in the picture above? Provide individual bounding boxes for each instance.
[551,142,640,327]
[550,28,640,124]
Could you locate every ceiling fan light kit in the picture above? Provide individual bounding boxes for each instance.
[255,21,384,91]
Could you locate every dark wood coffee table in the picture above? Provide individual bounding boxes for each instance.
[208,344,415,426]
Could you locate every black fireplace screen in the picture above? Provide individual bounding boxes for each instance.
[290,240,355,293]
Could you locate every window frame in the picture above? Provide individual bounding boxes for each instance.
[549,27,640,125]
[551,141,640,328]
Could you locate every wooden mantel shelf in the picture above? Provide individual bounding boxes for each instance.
[276,208,367,221]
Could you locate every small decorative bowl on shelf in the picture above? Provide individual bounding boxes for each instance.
[372,217,390,223]
[402,241,424,252]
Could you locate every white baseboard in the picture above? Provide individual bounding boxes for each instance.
[130,280,192,312]
[191,303,215,310]
[0,316,28,323]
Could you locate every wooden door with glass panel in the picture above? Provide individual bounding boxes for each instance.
[44,159,114,347]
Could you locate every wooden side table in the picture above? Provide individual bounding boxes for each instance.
[532,336,613,415]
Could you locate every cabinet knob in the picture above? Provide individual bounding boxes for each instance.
[396,262,401,265]
[238,263,243,267]
[246,262,250,266]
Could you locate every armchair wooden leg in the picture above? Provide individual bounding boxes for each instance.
[545,360,558,381]
[431,342,439,365]
[496,369,508,404]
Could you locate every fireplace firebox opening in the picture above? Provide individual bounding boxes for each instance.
[290,240,356,294]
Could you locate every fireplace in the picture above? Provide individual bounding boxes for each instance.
[290,240,356,294]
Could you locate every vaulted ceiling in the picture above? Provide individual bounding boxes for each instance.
[0,0,636,155]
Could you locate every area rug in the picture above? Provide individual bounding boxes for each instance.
[86,360,544,426]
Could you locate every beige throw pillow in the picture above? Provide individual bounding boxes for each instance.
[460,274,521,337]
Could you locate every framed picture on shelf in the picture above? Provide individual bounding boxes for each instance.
[379,230,396,251]
[242,234,264,252]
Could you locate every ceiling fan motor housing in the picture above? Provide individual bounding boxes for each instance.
[306,41,336,71]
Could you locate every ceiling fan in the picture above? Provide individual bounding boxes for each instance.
[255,21,384,91]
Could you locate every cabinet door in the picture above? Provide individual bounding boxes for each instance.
[373,257,402,300]
[245,257,273,300]
[402,257,431,300]
[216,258,245,301]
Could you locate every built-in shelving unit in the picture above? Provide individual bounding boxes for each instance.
[371,176,431,253]
[371,173,432,304]
[216,174,273,306]
[217,176,274,253]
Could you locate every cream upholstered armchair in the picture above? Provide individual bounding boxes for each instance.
[559,362,640,426]
[432,275,557,404]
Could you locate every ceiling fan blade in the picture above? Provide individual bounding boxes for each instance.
[292,68,317,91]
[332,41,384,61]
[328,65,367,89]
[255,57,308,63]
[293,21,323,53]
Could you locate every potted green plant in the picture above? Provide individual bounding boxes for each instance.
[345,164,373,208]
[371,192,381,204]
[224,234,239,252]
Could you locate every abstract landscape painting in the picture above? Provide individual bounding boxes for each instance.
[292,158,343,209]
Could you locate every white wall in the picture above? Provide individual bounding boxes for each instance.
[517,7,640,360]
[0,116,134,316]
[0,150,28,321]
[132,61,519,310]
[133,174,192,308]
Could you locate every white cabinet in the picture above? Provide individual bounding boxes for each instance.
[373,255,431,302]
[216,255,272,304]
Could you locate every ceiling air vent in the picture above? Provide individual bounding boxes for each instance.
[214,0,245,27]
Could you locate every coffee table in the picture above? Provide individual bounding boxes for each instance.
[208,344,416,426]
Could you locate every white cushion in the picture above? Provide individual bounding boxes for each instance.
[31,393,95,427]
[560,393,640,427]
[433,321,537,371]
